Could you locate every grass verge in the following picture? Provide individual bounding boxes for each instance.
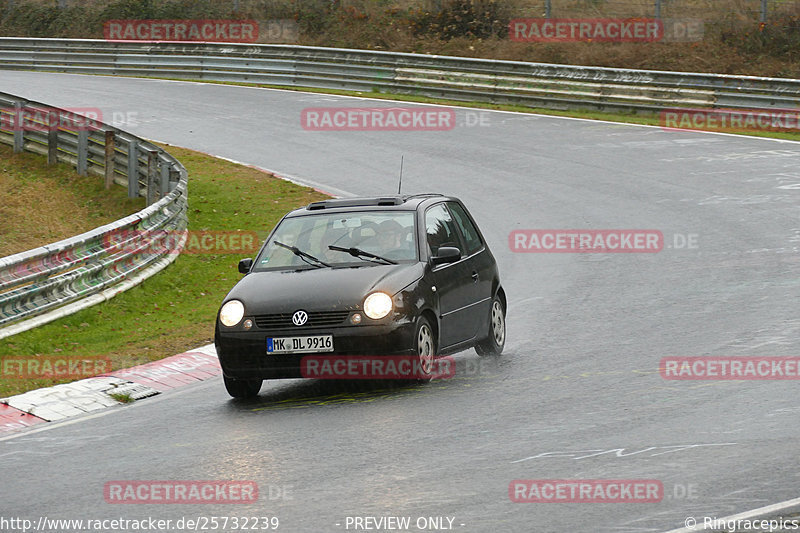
[0,144,327,398]
[0,144,144,257]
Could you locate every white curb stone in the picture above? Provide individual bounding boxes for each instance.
[0,344,217,428]
[2,376,157,422]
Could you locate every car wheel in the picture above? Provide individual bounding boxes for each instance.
[414,316,436,380]
[475,295,505,356]
[223,375,262,399]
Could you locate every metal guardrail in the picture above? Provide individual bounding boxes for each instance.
[0,38,798,112]
[0,91,188,339]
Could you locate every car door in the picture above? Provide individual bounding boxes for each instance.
[425,202,478,348]
[445,201,494,339]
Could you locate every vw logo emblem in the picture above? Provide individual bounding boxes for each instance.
[292,310,308,326]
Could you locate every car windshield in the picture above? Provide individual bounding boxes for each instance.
[253,210,417,271]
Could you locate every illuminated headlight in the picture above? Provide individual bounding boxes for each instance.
[219,300,245,327]
[363,292,393,320]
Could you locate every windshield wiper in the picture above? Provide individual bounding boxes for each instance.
[274,241,331,268]
[328,245,397,265]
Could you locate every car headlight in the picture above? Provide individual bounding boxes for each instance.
[363,292,393,320]
[219,300,245,327]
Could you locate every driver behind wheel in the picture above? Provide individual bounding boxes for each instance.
[378,219,404,249]
[376,219,414,259]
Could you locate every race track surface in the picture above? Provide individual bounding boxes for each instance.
[2,72,799,532]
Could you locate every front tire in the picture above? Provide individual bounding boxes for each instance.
[223,375,262,399]
[414,316,436,381]
[475,295,505,356]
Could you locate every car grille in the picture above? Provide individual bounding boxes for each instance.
[253,310,351,329]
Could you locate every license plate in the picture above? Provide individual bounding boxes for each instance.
[267,335,333,354]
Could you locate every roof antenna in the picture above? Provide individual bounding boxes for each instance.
[397,155,404,195]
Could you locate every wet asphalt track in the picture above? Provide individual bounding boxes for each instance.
[1,71,800,532]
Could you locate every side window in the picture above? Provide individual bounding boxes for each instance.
[447,202,483,255]
[425,203,460,256]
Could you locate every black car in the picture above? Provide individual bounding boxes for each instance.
[214,194,506,398]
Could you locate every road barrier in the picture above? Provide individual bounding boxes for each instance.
[0,90,188,339]
[0,38,797,112]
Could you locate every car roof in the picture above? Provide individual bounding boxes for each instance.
[285,194,455,217]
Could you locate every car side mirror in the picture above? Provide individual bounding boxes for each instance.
[238,258,253,274]
[431,246,461,266]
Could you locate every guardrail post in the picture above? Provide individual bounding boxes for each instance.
[170,168,180,190]
[654,0,662,19]
[104,130,115,189]
[12,101,24,153]
[761,0,768,23]
[47,127,58,165]
[127,139,139,198]
[146,149,158,205]
[160,160,170,198]
[76,129,88,176]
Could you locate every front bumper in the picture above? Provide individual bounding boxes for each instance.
[215,319,416,380]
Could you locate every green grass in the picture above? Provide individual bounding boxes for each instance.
[0,144,327,398]
[108,392,133,403]
[0,144,145,257]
